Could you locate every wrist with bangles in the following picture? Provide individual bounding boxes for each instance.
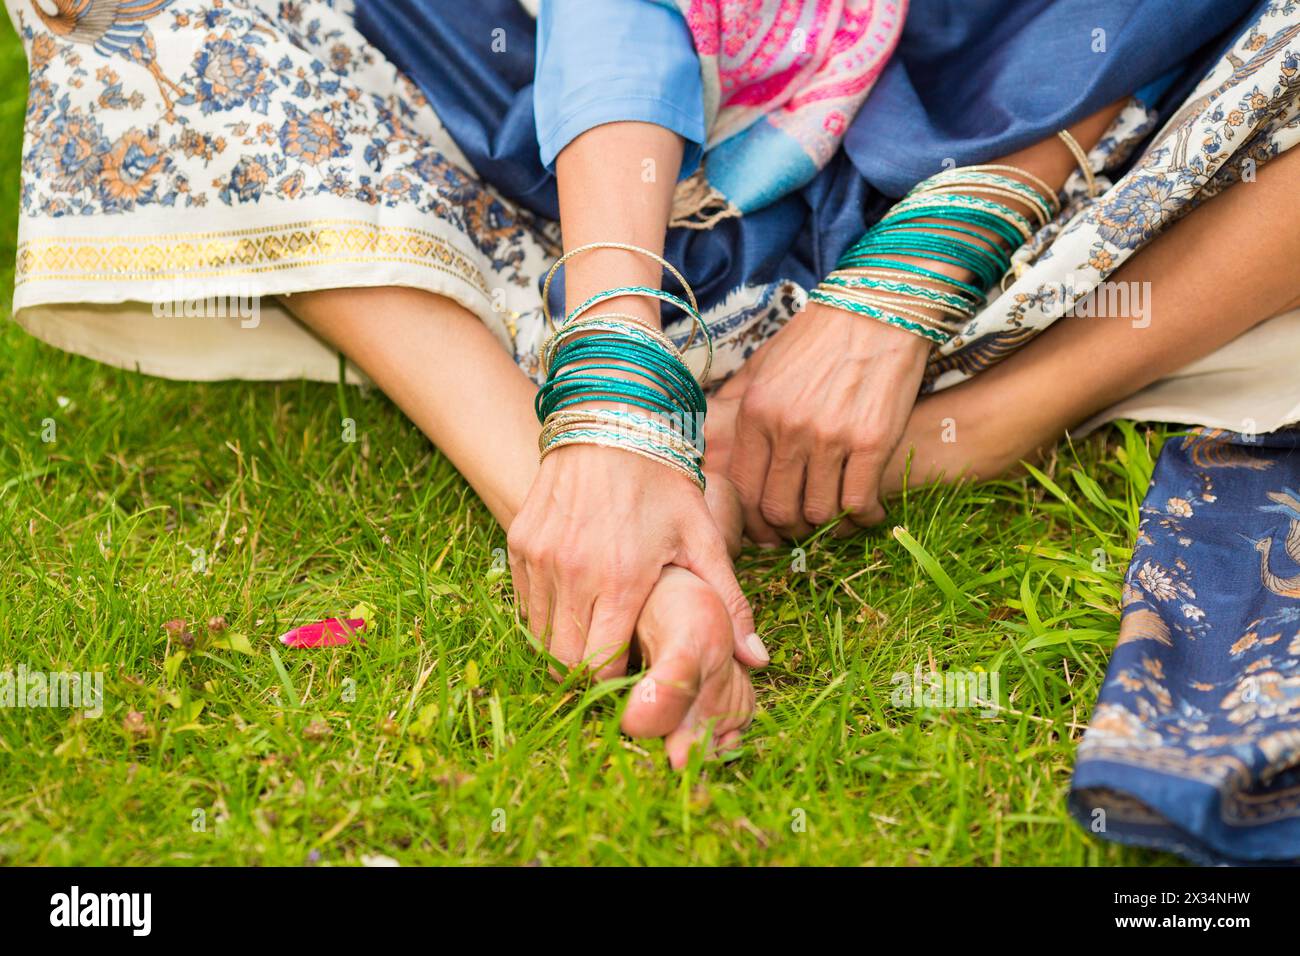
[535,241,712,490]
[808,149,1082,346]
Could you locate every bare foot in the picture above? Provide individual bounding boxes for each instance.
[880,378,1055,497]
[558,373,765,766]
[606,417,757,767]
[623,566,756,768]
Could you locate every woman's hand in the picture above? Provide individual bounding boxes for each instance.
[507,443,769,680]
[726,301,930,543]
[513,119,770,682]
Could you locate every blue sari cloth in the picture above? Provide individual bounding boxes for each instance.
[845,0,1259,194]
[1071,429,1300,865]
[354,0,1258,321]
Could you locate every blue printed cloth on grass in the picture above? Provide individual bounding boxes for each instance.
[1071,428,1300,865]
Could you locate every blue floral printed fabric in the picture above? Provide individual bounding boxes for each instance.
[1071,428,1300,864]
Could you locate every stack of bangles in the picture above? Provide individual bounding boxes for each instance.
[534,242,713,490]
[809,163,1060,346]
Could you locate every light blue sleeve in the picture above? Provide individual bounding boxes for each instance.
[534,0,705,177]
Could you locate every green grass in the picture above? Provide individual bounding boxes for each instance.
[0,22,1166,866]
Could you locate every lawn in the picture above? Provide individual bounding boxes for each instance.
[0,20,1164,866]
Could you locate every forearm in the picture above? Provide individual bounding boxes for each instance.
[922,100,1127,256]
[882,140,1300,495]
[554,121,684,328]
[876,101,1128,331]
[1001,101,1125,196]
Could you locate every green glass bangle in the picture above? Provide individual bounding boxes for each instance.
[877,204,1026,251]
[563,285,713,383]
[884,221,1009,258]
[845,212,1019,267]
[544,329,706,417]
[549,335,705,409]
[539,367,685,412]
[539,371,691,414]
[832,258,988,301]
[912,168,1057,215]
[538,380,704,443]
[884,193,1035,242]
[851,237,1003,290]
[548,361,700,422]
[548,394,692,431]
[857,230,1008,278]
[807,289,952,345]
[540,382,693,432]
[859,214,1016,262]
[548,343,712,421]
[539,314,681,379]
[819,274,976,315]
[909,179,1055,227]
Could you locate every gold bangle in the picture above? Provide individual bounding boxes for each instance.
[540,240,699,339]
[540,411,704,461]
[832,267,986,304]
[913,183,1052,228]
[949,164,1061,214]
[1057,130,1099,198]
[816,284,966,333]
[810,288,951,345]
[538,312,685,378]
[883,193,1035,243]
[829,281,971,322]
[539,432,705,490]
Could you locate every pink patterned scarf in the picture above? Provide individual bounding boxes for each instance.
[671,0,907,224]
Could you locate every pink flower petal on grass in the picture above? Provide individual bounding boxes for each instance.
[279,617,367,648]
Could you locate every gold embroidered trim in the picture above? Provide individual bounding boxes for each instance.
[1080,744,1300,825]
[15,218,491,295]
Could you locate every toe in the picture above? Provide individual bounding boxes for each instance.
[663,659,756,769]
[621,653,699,739]
[621,567,733,741]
